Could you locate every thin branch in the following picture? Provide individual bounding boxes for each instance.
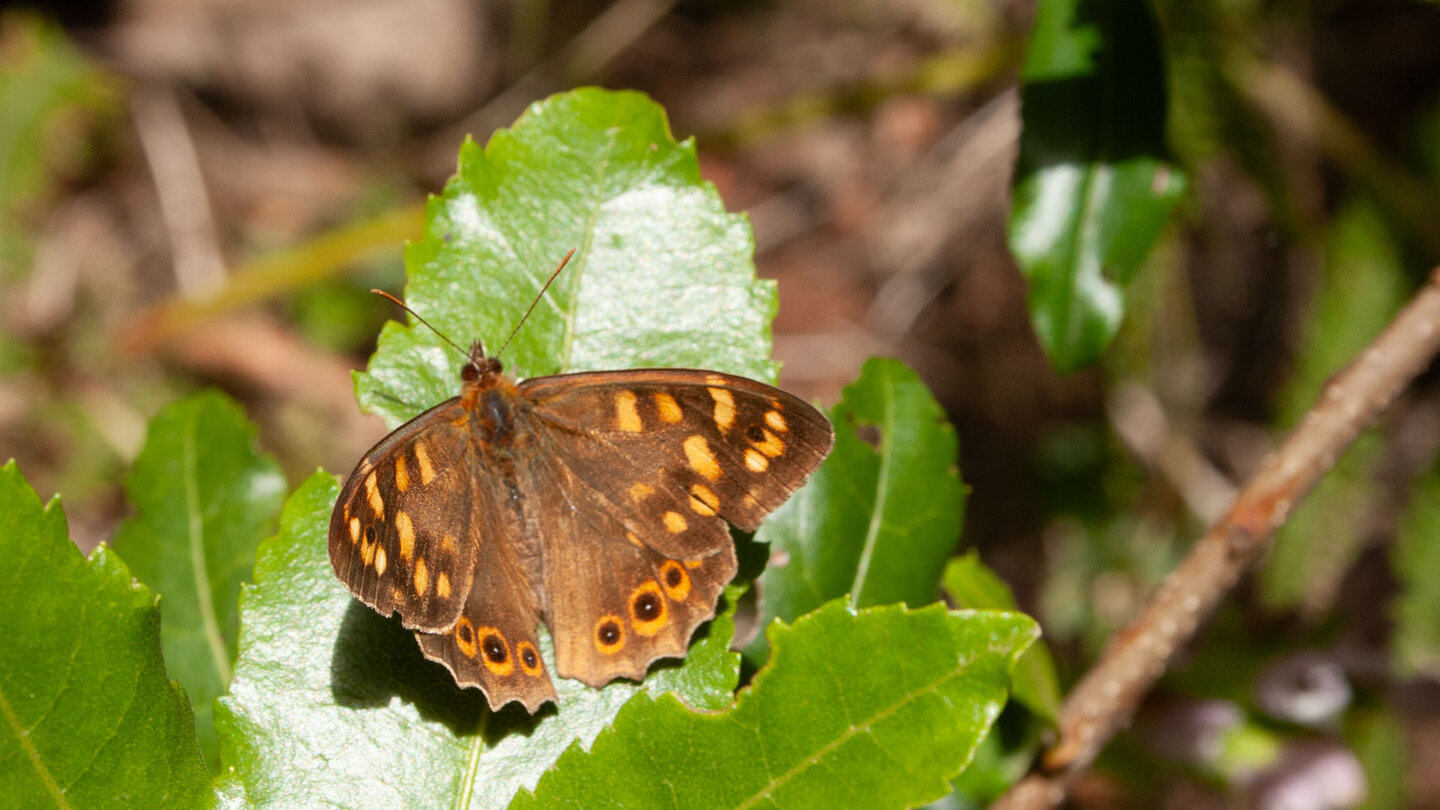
[994,267,1440,810]
[131,85,227,298]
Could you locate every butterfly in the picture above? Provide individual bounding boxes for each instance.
[327,255,834,712]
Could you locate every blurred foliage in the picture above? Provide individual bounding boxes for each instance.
[0,11,118,275]
[1262,200,1405,615]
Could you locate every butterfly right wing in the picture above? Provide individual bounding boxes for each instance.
[328,398,478,633]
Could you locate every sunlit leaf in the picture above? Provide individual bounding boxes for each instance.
[0,461,211,806]
[516,600,1038,810]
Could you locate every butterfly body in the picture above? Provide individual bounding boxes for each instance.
[330,339,833,712]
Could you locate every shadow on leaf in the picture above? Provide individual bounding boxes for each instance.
[330,600,491,735]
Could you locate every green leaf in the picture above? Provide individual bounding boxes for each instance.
[0,461,212,806]
[111,390,286,770]
[1262,200,1404,615]
[1008,0,1187,371]
[746,357,962,664]
[217,473,738,808]
[219,88,770,808]
[516,600,1038,810]
[943,552,1060,723]
[356,87,774,428]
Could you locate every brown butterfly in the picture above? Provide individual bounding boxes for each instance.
[328,255,834,712]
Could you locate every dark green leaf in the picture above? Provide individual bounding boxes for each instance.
[1008,0,1187,371]
[1262,201,1403,615]
[111,390,286,769]
[357,87,774,428]
[943,552,1060,722]
[516,600,1037,810]
[217,473,738,809]
[220,88,769,808]
[0,460,212,806]
[746,357,962,664]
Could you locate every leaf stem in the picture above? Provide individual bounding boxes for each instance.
[850,367,896,604]
[183,410,231,685]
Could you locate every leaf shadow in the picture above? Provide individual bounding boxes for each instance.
[329,601,495,736]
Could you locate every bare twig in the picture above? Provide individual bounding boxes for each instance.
[132,85,227,298]
[119,204,423,353]
[419,0,677,179]
[1108,382,1237,525]
[994,268,1440,810]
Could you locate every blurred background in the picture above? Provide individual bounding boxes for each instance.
[4,0,1440,806]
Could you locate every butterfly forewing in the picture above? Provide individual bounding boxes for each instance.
[513,369,832,683]
[520,369,835,536]
[328,398,478,633]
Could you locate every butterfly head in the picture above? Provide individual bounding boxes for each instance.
[461,340,502,383]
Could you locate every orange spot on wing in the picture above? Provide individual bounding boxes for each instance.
[414,443,436,484]
[654,392,682,423]
[764,410,788,432]
[615,390,643,432]
[628,581,668,636]
[663,511,688,534]
[708,387,736,432]
[517,641,544,676]
[660,561,692,601]
[478,627,514,676]
[689,483,719,516]
[683,435,722,482]
[453,617,478,658]
[395,511,415,561]
[394,456,410,491]
[744,448,769,472]
[594,616,626,655]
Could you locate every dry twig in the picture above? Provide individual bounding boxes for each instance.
[994,267,1440,809]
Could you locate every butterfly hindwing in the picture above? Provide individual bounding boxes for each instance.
[520,449,739,685]
[414,470,558,712]
[328,398,478,633]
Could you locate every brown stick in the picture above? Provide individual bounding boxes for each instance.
[994,267,1440,810]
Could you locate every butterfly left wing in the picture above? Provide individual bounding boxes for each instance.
[328,398,479,633]
[516,369,833,684]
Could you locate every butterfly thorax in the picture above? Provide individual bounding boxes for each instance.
[459,343,523,452]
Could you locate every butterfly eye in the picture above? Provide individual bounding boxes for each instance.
[477,627,515,676]
[628,581,668,636]
[482,635,508,664]
[594,616,626,654]
[517,641,543,676]
[659,561,691,602]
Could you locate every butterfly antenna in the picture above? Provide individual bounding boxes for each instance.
[496,248,576,358]
[370,289,470,360]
